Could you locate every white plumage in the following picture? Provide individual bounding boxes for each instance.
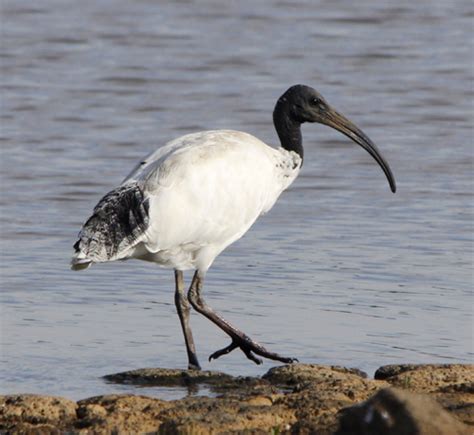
[127,130,301,271]
[72,85,395,369]
[72,130,301,272]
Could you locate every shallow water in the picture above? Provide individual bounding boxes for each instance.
[1,0,472,401]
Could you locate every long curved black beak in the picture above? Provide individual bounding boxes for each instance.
[320,108,396,193]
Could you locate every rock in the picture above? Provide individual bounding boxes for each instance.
[244,395,274,407]
[75,394,171,434]
[374,363,474,426]
[104,367,278,397]
[269,365,389,434]
[263,364,368,387]
[103,367,234,386]
[0,394,77,433]
[335,387,470,435]
[374,364,474,392]
[157,395,295,434]
[1,364,471,434]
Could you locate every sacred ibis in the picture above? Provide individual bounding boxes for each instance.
[72,84,396,370]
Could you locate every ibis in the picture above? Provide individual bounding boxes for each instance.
[72,84,396,370]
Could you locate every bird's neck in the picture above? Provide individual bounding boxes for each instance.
[273,102,303,160]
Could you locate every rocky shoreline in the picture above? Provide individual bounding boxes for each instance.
[1,363,472,434]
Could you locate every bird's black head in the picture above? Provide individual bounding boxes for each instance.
[273,84,396,193]
[276,84,330,124]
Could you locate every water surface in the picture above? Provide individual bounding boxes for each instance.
[1,0,472,400]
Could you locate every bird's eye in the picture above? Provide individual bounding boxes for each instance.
[311,97,326,110]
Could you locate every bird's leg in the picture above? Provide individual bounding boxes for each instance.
[187,271,297,365]
[174,270,201,370]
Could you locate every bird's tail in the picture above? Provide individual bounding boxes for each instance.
[71,183,150,271]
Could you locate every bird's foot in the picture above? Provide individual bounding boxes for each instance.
[187,362,201,371]
[208,335,298,365]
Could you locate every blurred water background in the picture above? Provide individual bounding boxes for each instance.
[1,0,472,400]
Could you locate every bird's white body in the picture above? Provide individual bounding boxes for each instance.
[73,130,302,272]
[72,84,395,368]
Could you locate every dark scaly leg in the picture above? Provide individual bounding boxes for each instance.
[174,270,201,370]
[187,270,297,365]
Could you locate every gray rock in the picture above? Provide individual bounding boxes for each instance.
[103,367,235,386]
[336,387,470,435]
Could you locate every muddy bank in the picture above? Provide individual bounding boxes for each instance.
[1,363,472,434]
